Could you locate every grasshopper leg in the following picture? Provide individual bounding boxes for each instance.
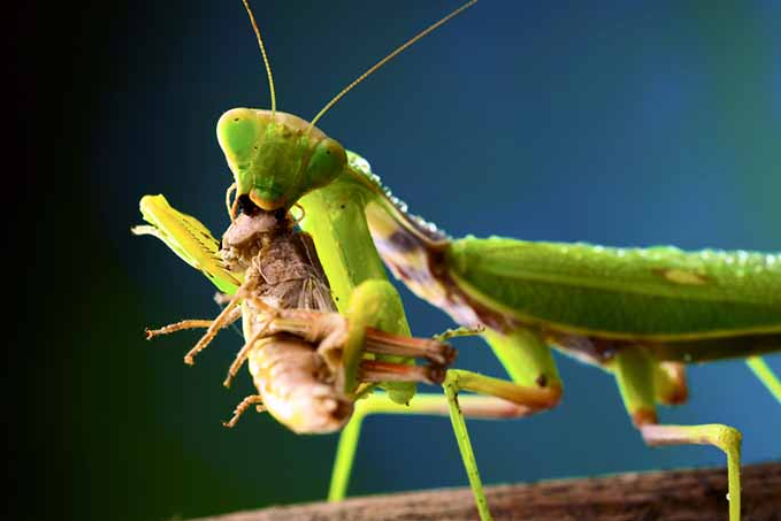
[213,292,234,305]
[612,346,742,521]
[358,359,446,385]
[145,319,216,339]
[362,328,456,366]
[145,309,242,340]
[223,328,272,388]
[184,291,244,365]
[222,395,266,428]
[254,289,456,382]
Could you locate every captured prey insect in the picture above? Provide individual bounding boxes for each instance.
[133,1,781,520]
[133,194,455,433]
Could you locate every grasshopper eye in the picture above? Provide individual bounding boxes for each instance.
[306,138,346,190]
[217,108,261,166]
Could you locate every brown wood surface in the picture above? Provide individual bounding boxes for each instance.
[189,461,781,520]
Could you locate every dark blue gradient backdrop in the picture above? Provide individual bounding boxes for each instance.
[36,1,780,520]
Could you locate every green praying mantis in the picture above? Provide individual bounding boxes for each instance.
[133,1,781,520]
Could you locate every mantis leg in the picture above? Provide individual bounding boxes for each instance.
[653,361,688,405]
[329,278,432,502]
[341,279,421,398]
[330,326,563,521]
[612,346,742,521]
[330,367,562,521]
[746,356,781,404]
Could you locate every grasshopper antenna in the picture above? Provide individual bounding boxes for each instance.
[241,0,277,115]
[307,0,478,133]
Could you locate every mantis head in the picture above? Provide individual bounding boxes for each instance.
[217,108,346,211]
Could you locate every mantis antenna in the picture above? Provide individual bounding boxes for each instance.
[241,0,277,115]
[307,0,478,133]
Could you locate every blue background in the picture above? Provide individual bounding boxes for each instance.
[25,1,780,520]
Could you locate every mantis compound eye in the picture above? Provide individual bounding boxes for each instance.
[305,138,346,190]
[217,108,262,169]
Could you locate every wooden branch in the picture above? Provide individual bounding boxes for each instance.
[190,462,781,520]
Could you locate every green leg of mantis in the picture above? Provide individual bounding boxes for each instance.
[340,279,417,398]
[330,327,563,521]
[327,386,546,505]
[612,347,743,521]
[329,413,363,503]
[442,372,490,521]
[746,356,781,404]
[328,278,419,503]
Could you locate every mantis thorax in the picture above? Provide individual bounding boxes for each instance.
[217,108,347,211]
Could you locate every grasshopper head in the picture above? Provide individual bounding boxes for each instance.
[217,108,347,211]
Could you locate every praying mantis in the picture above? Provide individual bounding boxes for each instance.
[133,1,781,520]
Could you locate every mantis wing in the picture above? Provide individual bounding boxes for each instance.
[132,194,242,294]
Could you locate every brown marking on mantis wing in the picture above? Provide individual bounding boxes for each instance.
[368,204,643,367]
[367,202,519,333]
[652,268,711,286]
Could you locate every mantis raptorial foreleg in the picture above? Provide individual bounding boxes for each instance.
[329,326,563,521]
[612,347,742,521]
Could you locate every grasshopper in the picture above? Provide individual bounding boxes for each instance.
[134,1,780,520]
[134,194,455,433]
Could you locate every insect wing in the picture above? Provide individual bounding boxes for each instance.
[132,194,242,294]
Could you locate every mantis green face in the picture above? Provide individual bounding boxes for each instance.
[217,108,347,211]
